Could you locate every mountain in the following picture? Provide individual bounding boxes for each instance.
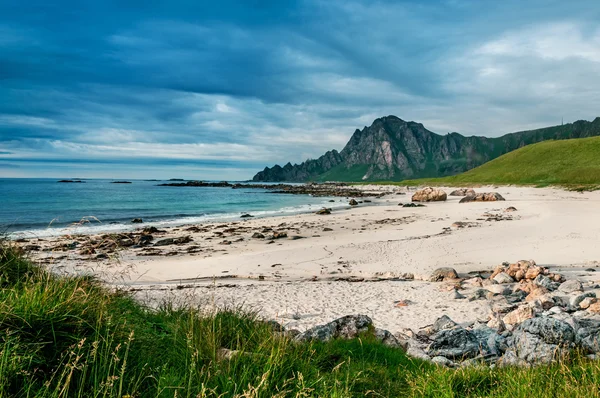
[252,116,600,182]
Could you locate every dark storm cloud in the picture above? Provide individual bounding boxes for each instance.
[1,0,599,178]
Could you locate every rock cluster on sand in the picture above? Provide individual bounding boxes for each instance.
[411,187,447,202]
[399,259,600,367]
[459,192,505,203]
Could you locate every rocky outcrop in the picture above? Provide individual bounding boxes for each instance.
[412,187,447,202]
[253,116,600,182]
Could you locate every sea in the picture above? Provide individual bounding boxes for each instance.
[0,178,348,237]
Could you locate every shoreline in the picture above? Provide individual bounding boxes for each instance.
[15,184,600,333]
[6,183,394,238]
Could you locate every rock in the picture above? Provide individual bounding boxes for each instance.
[374,328,401,347]
[154,238,175,246]
[493,272,514,284]
[570,292,596,308]
[588,302,600,314]
[411,187,447,202]
[431,356,455,367]
[505,318,575,363]
[349,199,359,206]
[154,236,192,246]
[252,232,265,239]
[468,289,489,301]
[534,294,556,310]
[131,218,143,223]
[406,345,431,361]
[240,213,254,218]
[323,227,333,232]
[428,267,459,282]
[534,275,559,291]
[487,285,512,296]
[575,319,600,353]
[459,192,505,203]
[426,328,480,359]
[295,315,372,342]
[315,208,332,215]
[505,206,518,212]
[142,226,160,234]
[449,188,476,197]
[525,286,550,302]
[558,280,584,293]
[402,202,426,207]
[524,265,542,280]
[502,306,534,326]
[134,234,153,246]
[433,315,458,332]
[272,231,287,239]
[452,290,466,299]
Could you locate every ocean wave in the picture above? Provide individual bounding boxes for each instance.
[8,198,351,239]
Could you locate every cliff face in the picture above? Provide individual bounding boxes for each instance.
[252,116,600,182]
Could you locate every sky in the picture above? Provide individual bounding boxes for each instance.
[1,0,599,179]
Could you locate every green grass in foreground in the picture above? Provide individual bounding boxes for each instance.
[364,136,600,190]
[2,240,600,397]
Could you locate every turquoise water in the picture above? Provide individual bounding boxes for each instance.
[0,179,346,237]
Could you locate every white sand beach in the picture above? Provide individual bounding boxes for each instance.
[24,186,600,334]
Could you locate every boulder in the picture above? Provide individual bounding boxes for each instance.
[534,275,559,291]
[433,315,458,332]
[428,267,459,282]
[505,318,575,363]
[374,328,401,347]
[412,187,447,202]
[575,319,600,353]
[459,192,505,203]
[131,218,143,223]
[588,302,600,314]
[449,188,476,197]
[493,272,514,284]
[570,292,596,308]
[240,214,254,218]
[502,306,534,326]
[315,208,332,215]
[251,232,265,239]
[295,315,372,342]
[426,328,480,359]
[349,199,359,206]
[558,280,584,293]
[579,297,597,309]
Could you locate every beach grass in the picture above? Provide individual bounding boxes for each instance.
[362,136,600,190]
[3,239,600,397]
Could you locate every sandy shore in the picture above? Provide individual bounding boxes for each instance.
[19,185,600,334]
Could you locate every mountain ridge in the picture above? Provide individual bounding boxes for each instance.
[252,116,600,182]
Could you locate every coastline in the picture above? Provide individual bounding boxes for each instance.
[15,184,600,333]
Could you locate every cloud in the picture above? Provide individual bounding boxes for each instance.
[1,0,600,178]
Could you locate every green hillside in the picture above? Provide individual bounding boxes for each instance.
[402,136,600,187]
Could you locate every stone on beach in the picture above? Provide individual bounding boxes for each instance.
[411,187,447,202]
[459,192,505,203]
[449,188,476,197]
[428,267,459,282]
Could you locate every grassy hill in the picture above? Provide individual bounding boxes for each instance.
[400,136,600,188]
